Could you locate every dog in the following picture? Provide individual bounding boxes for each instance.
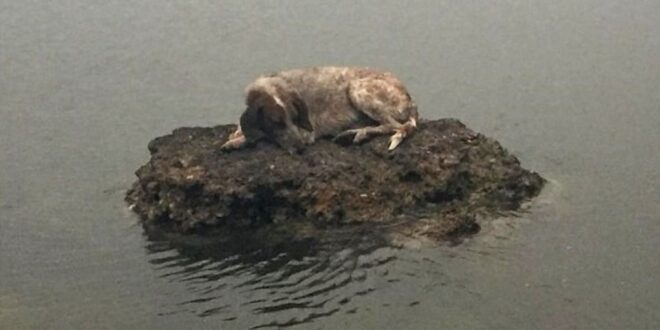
[220,66,418,153]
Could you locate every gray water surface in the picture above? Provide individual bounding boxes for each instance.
[1,1,659,329]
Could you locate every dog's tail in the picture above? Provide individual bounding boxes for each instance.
[388,102,418,150]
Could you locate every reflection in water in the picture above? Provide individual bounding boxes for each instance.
[143,225,405,328]
[138,195,554,328]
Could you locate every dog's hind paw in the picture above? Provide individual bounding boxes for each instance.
[388,132,404,150]
[334,128,371,146]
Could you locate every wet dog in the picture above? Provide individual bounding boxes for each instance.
[221,66,418,153]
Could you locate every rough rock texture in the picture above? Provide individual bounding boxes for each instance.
[126,119,544,241]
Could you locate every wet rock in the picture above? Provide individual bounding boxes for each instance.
[126,119,544,241]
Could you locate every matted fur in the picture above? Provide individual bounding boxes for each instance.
[221,66,418,152]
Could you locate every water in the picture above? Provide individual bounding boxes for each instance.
[1,1,658,328]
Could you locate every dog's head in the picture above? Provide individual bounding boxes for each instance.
[240,88,313,153]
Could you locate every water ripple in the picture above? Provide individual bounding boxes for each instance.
[142,225,407,327]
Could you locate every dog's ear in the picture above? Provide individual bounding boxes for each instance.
[292,97,313,132]
[245,90,286,132]
[239,105,262,140]
[260,103,286,131]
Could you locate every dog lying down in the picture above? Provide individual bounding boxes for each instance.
[221,66,418,153]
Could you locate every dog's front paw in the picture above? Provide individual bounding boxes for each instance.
[219,143,234,152]
[219,137,246,152]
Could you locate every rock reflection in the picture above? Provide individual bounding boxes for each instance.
[143,224,400,328]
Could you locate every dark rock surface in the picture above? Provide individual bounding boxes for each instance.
[126,119,544,242]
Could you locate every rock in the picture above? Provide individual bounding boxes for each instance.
[126,119,544,242]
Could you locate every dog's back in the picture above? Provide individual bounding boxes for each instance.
[271,67,416,138]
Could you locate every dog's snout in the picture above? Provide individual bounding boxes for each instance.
[271,127,304,152]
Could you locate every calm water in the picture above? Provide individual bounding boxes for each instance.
[1,1,659,329]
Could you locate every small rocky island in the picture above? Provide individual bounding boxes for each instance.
[126,119,544,243]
